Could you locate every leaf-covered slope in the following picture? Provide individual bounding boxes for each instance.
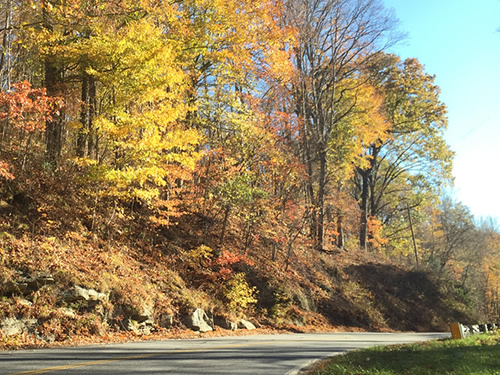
[0,171,475,349]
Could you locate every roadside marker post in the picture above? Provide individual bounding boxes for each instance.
[450,322,465,339]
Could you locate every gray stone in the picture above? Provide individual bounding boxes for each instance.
[131,306,153,324]
[2,272,56,296]
[36,332,56,343]
[250,319,261,328]
[2,280,27,295]
[214,315,237,331]
[26,272,55,291]
[185,308,213,333]
[238,319,256,330]
[157,314,173,328]
[58,307,76,319]
[125,319,154,335]
[112,304,155,334]
[1,317,37,336]
[61,286,108,307]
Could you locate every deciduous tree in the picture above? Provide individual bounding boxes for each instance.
[356,54,453,250]
[284,0,398,249]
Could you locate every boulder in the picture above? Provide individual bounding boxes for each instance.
[250,320,261,328]
[238,319,256,330]
[25,272,55,291]
[214,315,237,331]
[0,317,37,336]
[130,305,153,324]
[112,304,155,334]
[185,308,213,333]
[58,307,76,319]
[157,313,173,328]
[60,286,108,307]
[125,319,155,335]
[2,272,55,296]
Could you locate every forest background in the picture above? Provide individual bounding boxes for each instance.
[0,0,498,347]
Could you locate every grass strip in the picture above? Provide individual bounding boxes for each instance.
[309,332,500,375]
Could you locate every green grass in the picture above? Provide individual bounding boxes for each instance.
[310,333,500,375]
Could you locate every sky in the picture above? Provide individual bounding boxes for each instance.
[382,0,500,223]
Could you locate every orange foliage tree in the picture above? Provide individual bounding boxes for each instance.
[0,80,61,177]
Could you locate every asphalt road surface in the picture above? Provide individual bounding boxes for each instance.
[0,332,450,375]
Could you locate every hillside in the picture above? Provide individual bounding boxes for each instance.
[0,169,475,349]
[1,0,497,351]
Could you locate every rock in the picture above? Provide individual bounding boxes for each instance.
[112,304,155,334]
[125,319,154,335]
[157,314,173,328]
[18,298,32,307]
[36,332,56,343]
[2,280,28,295]
[185,308,213,333]
[58,307,76,319]
[0,317,37,336]
[131,306,153,324]
[1,272,55,296]
[238,319,256,330]
[61,286,108,307]
[214,315,238,331]
[25,272,55,292]
[250,320,261,328]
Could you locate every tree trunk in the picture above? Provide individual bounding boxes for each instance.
[368,145,380,217]
[88,75,97,160]
[77,71,97,159]
[359,168,370,251]
[76,72,88,157]
[44,58,62,165]
[220,206,230,248]
[336,210,344,249]
[316,149,327,250]
[0,0,12,88]
[43,1,63,166]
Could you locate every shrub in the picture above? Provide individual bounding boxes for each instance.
[224,273,257,313]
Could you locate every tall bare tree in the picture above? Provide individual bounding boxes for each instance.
[284,0,398,249]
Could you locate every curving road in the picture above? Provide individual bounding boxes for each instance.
[0,332,449,375]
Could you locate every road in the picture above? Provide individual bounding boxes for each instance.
[0,332,449,375]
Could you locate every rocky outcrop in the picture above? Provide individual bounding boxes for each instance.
[1,272,55,296]
[238,319,256,330]
[184,308,213,332]
[112,304,155,334]
[0,317,37,336]
[214,315,238,331]
[60,286,108,307]
[157,313,173,328]
[0,270,264,341]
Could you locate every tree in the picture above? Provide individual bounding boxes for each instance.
[172,0,298,252]
[427,197,476,272]
[356,54,453,250]
[284,0,398,249]
[328,80,389,248]
[72,16,201,223]
[0,80,60,174]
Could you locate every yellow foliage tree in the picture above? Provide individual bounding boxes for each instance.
[73,17,201,221]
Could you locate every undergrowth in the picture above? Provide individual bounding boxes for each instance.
[0,164,479,348]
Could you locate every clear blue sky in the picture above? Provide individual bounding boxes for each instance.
[383,0,500,223]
